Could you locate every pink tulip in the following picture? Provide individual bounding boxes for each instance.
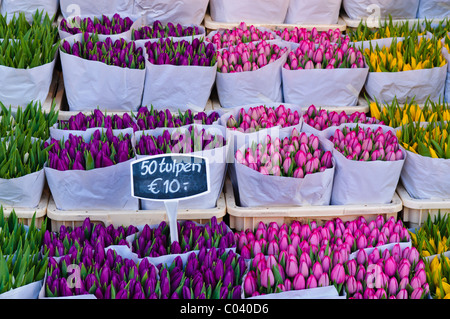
[292,273,306,290]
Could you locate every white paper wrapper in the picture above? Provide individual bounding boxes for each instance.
[342,0,420,20]
[1,0,58,22]
[44,127,139,211]
[417,0,450,19]
[0,57,56,108]
[285,0,342,25]
[141,61,217,113]
[216,42,289,108]
[0,169,45,208]
[234,129,335,207]
[135,125,228,210]
[133,0,209,25]
[59,34,146,112]
[60,0,133,19]
[400,149,450,200]
[244,284,345,299]
[365,65,447,104]
[282,67,369,107]
[0,279,44,299]
[442,41,450,103]
[209,0,289,24]
[320,123,406,205]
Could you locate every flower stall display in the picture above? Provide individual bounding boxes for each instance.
[425,254,450,299]
[209,0,289,24]
[215,40,289,108]
[321,124,405,205]
[0,11,58,108]
[206,22,276,50]
[141,38,217,112]
[59,13,136,40]
[284,0,342,25]
[135,124,227,210]
[282,39,368,107]
[364,35,448,104]
[342,0,420,21]
[60,33,146,112]
[344,244,429,299]
[44,127,139,211]
[234,128,335,207]
[302,104,382,136]
[0,210,48,299]
[132,20,205,45]
[42,218,139,258]
[396,120,450,199]
[410,212,450,259]
[0,1,58,23]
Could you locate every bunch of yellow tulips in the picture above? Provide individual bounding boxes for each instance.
[410,212,450,258]
[364,35,447,72]
[425,255,450,299]
[369,98,450,128]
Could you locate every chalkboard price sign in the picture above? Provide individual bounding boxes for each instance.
[131,154,210,201]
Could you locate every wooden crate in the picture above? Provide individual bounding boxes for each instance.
[47,191,227,230]
[204,13,347,33]
[224,179,403,231]
[397,183,450,229]
[1,187,50,229]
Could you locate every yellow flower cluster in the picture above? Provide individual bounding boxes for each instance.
[410,213,450,257]
[364,36,447,72]
[427,255,450,299]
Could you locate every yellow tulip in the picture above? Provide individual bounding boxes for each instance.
[443,281,450,295]
[431,256,440,272]
[444,293,450,299]
[422,250,431,257]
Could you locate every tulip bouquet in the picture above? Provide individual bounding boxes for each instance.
[42,218,139,258]
[57,109,139,132]
[44,246,160,298]
[425,254,450,299]
[370,98,450,129]
[45,128,134,171]
[61,33,146,70]
[145,38,216,67]
[0,210,48,297]
[364,35,447,104]
[225,104,301,133]
[131,217,235,259]
[235,215,410,260]
[217,40,288,74]
[59,14,134,37]
[142,37,217,112]
[303,104,382,132]
[134,107,220,131]
[243,250,345,298]
[328,125,404,162]
[157,247,245,299]
[236,129,333,178]
[275,27,344,46]
[348,18,425,42]
[206,22,275,50]
[136,125,226,157]
[344,244,428,299]
[132,20,203,41]
[410,212,450,258]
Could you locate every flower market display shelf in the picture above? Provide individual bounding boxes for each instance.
[46,191,227,231]
[0,186,50,229]
[397,183,450,229]
[224,179,403,231]
[341,13,447,29]
[50,71,216,121]
[204,13,347,33]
